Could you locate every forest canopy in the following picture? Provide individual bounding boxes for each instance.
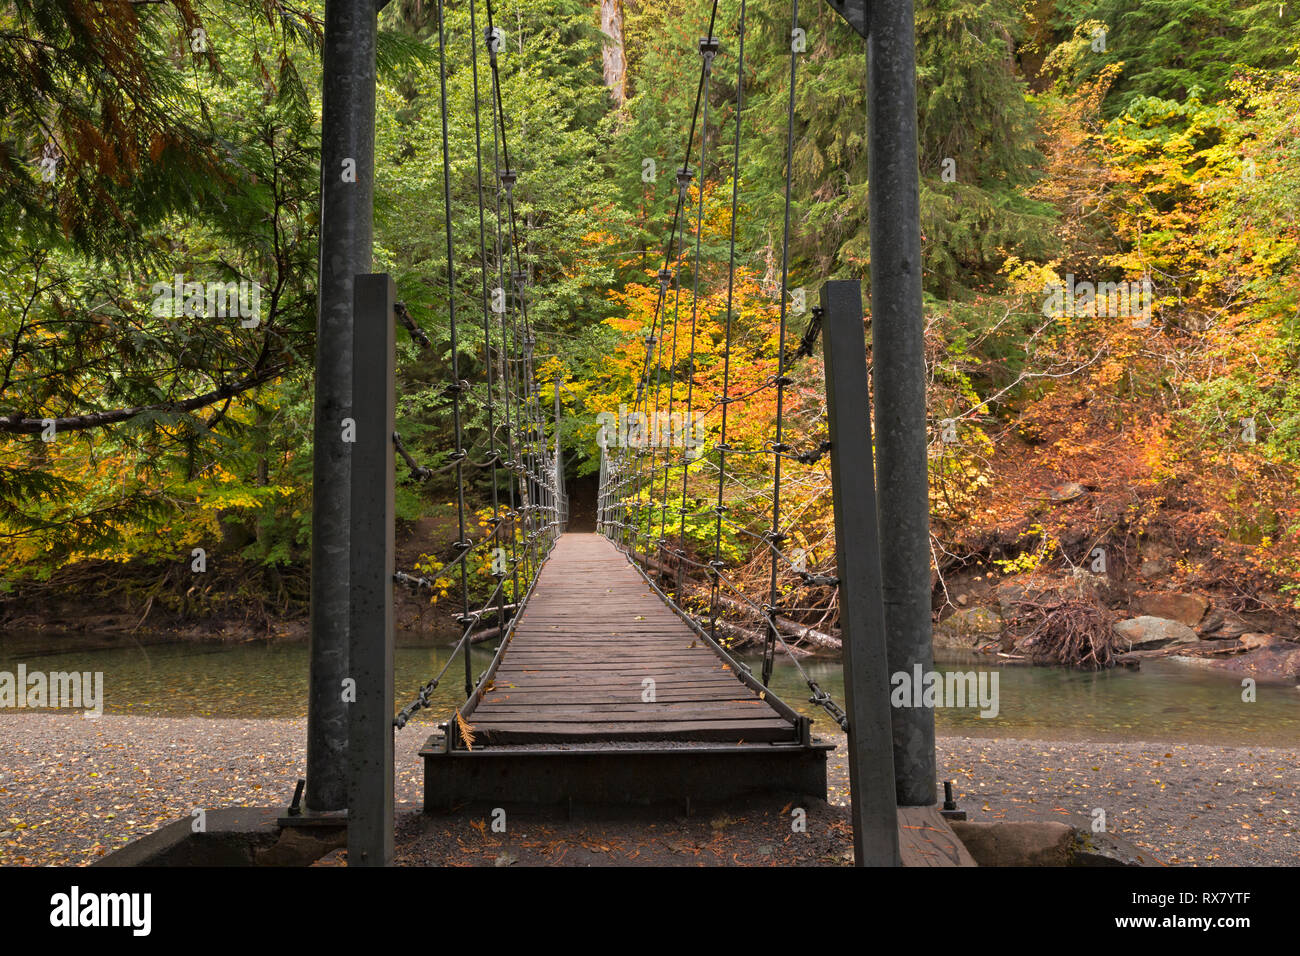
[2,0,1299,626]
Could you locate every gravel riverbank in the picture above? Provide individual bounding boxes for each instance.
[0,714,1294,866]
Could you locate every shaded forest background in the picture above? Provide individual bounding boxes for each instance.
[2,0,1300,640]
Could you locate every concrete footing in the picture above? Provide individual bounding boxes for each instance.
[95,807,348,867]
[94,800,1154,867]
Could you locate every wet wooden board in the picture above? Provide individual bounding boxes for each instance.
[897,807,978,867]
[463,533,799,746]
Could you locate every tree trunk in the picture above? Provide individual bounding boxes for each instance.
[598,0,627,106]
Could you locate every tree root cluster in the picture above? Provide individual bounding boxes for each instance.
[1012,597,1120,670]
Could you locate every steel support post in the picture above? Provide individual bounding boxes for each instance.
[866,0,935,807]
[821,280,902,867]
[347,274,396,865]
[306,0,379,813]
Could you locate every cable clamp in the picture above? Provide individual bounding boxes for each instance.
[497,167,517,197]
[676,166,694,196]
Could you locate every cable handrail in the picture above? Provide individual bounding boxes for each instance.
[391,0,565,729]
[596,0,850,734]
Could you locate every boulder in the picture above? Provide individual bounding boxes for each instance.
[1205,636,1300,682]
[1113,616,1199,650]
[1197,608,1252,639]
[995,576,1035,617]
[949,821,1075,866]
[1047,481,1088,503]
[1136,591,1209,627]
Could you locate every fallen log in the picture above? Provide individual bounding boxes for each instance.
[711,619,814,657]
[1114,635,1248,665]
[713,594,841,652]
[469,626,501,644]
[629,551,842,652]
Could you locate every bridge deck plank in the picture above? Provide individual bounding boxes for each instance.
[463,533,800,746]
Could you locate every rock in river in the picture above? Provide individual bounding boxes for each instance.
[1113,616,1199,650]
[1136,590,1209,627]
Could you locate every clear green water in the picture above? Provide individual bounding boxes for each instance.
[1,634,1297,745]
[758,652,1300,746]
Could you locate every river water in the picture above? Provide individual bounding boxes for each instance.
[1,632,1297,745]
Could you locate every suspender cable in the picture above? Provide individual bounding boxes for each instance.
[486,47,522,609]
[486,0,553,578]
[434,0,474,699]
[395,0,561,729]
[646,262,671,567]
[631,0,718,421]
[628,0,720,568]
[469,0,508,651]
[709,0,746,644]
[763,0,800,689]
[679,34,718,598]
[592,0,851,734]
[658,225,685,559]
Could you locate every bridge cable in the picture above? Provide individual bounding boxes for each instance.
[619,11,719,572]
[468,0,509,685]
[394,4,563,729]
[677,34,719,601]
[630,0,720,569]
[431,0,476,698]
[598,0,850,732]
[709,0,746,645]
[762,0,801,689]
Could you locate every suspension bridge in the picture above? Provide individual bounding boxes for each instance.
[292,0,961,867]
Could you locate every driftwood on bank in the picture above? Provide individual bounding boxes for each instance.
[1114,635,1255,664]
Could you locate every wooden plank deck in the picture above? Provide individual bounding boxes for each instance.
[459,533,801,746]
[425,533,974,864]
